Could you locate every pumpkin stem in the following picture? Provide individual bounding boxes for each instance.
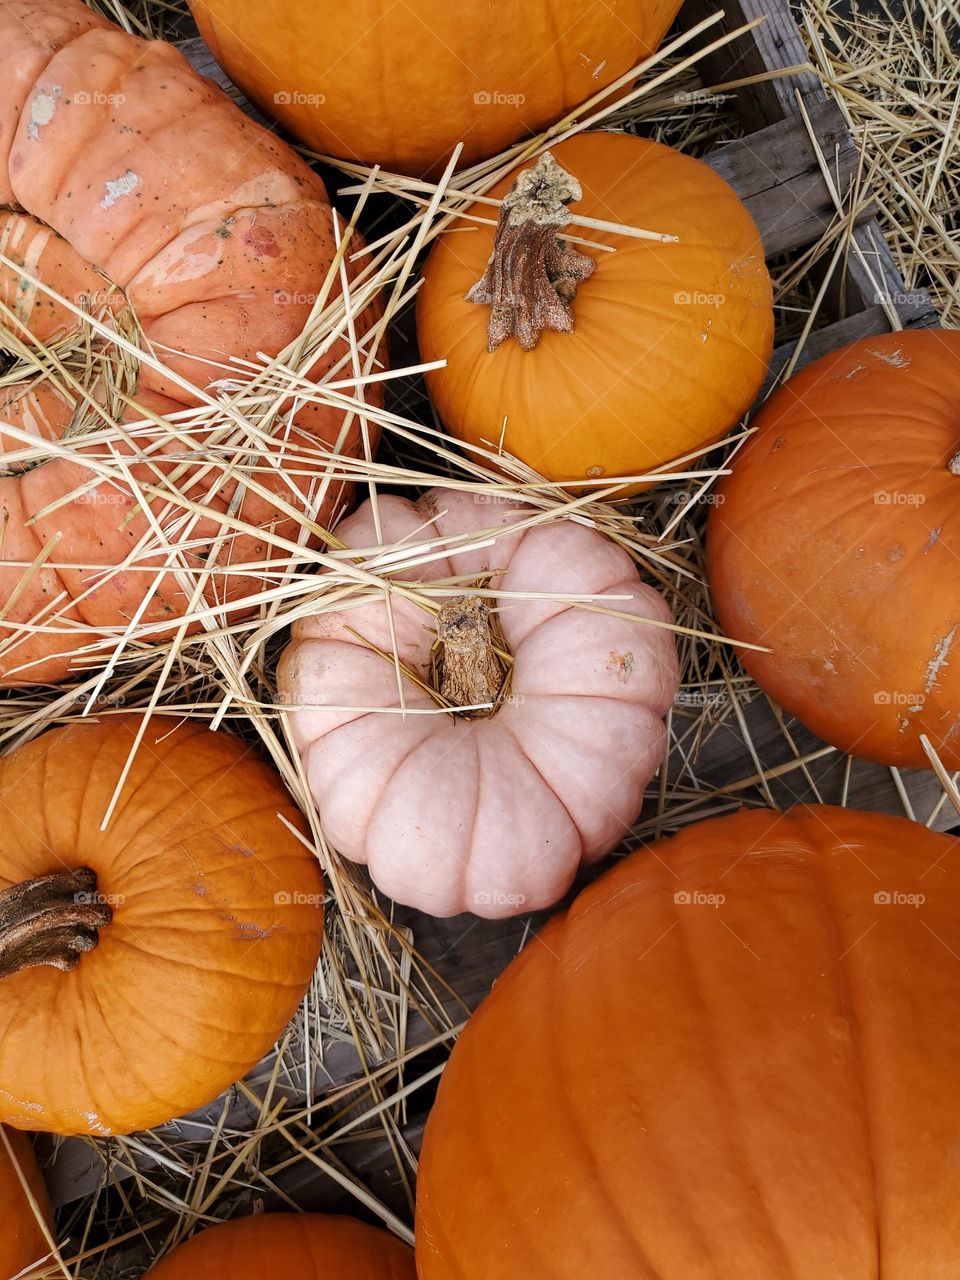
[466,152,596,352]
[436,596,504,711]
[949,450,960,476]
[0,868,113,980]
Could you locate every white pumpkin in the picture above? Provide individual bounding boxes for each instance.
[278,490,679,917]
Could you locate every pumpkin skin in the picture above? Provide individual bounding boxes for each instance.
[0,0,380,686]
[146,1214,414,1280]
[707,329,960,769]
[187,0,683,177]
[1,1129,52,1280]
[0,715,324,1137]
[417,132,773,490]
[417,805,960,1278]
[277,488,679,918]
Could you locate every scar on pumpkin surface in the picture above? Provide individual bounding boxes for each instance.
[607,650,634,681]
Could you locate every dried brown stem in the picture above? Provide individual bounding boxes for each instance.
[466,152,596,351]
[436,596,504,710]
[0,867,113,979]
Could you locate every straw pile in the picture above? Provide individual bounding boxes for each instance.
[5,0,957,1274]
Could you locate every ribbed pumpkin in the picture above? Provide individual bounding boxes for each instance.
[417,805,960,1277]
[708,329,960,768]
[417,133,773,491]
[0,715,323,1137]
[278,488,679,918]
[187,0,683,177]
[146,1214,414,1280]
[1,1128,52,1280]
[0,0,379,686]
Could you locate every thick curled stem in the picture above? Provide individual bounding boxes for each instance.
[466,152,596,352]
[0,868,113,979]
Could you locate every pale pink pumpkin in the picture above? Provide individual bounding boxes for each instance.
[278,490,679,918]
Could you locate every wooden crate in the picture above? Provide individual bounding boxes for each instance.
[47,0,951,1228]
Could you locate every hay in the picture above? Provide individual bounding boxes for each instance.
[3,2,957,1274]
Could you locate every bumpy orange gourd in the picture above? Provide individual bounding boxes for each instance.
[708,329,960,768]
[1,1129,52,1280]
[146,1214,415,1280]
[417,805,960,1277]
[417,132,773,492]
[0,0,380,686]
[0,715,323,1137]
[187,0,683,176]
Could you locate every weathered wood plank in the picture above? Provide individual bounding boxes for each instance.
[682,0,826,130]
[704,99,866,255]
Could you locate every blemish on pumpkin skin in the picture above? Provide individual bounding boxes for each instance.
[888,544,904,562]
[868,346,911,368]
[771,436,786,452]
[243,226,280,258]
[607,651,634,682]
[99,169,140,209]
[925,527,942,553]
[924,625,956,695]
[27,86,61,139]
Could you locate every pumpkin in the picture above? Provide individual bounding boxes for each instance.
[0,0,380,687]
[277,488,679,918]
[187,0,683,177]
[1,1128,52,1280]
[146,1214,414,1280]
[707,329,960,769]
[0,715,324,1137]
[416,133,773,491]
[417,804,960,1277]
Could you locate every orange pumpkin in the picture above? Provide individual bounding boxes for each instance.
[146,1214,414,1280]
[417,805,960,1276]
[0,0,380,686]
[187,0,683,177]
[0,715,323,1137]
[417,133,773,492]
[1,1128,52,1280]
[707,329,960,768]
